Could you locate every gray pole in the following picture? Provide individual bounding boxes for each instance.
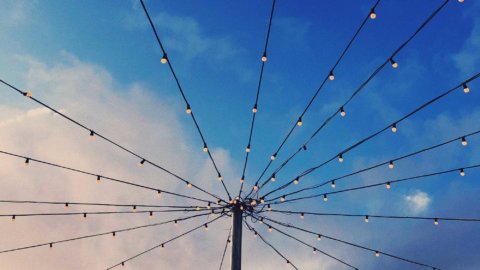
[231,206,243,270]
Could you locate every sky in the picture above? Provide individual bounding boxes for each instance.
[0,0,479,269]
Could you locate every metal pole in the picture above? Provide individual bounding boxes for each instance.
[231,206,242,270]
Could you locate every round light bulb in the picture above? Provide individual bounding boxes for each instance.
[461,137,468,146]
[331,181,336,188]
[386,182,391,189]
[370,9,377,19]
[463,83,470,93]
[297,118,303,126]
[388,161,394,169]
[271,154,277,160]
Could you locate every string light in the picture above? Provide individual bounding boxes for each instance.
[281,196,286,202]
[267,204,272,211]
[312,247,317,255]
[260,197,265,204]
[246,145,251,153]
[89,130,95,140]
[369,8,377,19]
[24,158,30,166]
[300,212,305,219]
[112,232,116,237]
[338,154,344,163]
[390,58,398,68]
[461,136,468,146]
[323,194,328,202]
[365,215,369,223]
[187,182,193,188]
[458,0,464,2]
[260,217,264,224]
[149,211,153,217]
[139,159,146,166]
[240,176,244,183]
[463,83,470,93]
[96,175,101,183]
[12,215,15,221]
[252,104,258,113]
[186,104,192,114]
[389,160,395,169]
[207,202,211,209]
[317,234,322,241]
[65,203,69,208]
[271,174,276,182]
[434,218,439,225]
[268,226,273,232]
[329,70,335,81]
[23,91,32,97]
[391,123,397,133]
[331,180,336,188]
[121,262,125,267]
[303,144,307,151]
[174,220,178,226]
[204,224,209,231]
[49,243,53,249]
[83,213,87,218]
[253,185,258,190]
[254,231,258,238]
[271,153,277,160]
[261,51,267,62]
[132,205,137,212]
[460,168,465,176]
[195,206,200,211]
[375,251,380,257]
[293,177,299,185]
[240,205,244,211]
[297,117,303,126]
[217,173,223,181]
[386,182,391,189]
[340,106,346,117]
[251,200,257,206]
[157,190,162,197]
[203,143,208,152]
[161,244,165,248]
[161,53,168,64]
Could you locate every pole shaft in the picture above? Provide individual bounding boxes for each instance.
[231,207,242,270]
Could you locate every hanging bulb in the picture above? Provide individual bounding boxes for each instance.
[293,177,299,185]
[297,117,303,126]
[317,234,322,241]
[338,154,344,163]
[157,190,162,197]
[11,215,15,221]
[281,196,286,202]
[286,260,290,265]
[340,106,346,117]
[149,211,153,217]
[252,104,258,113]
[240,205,244,211]
[254,231,258,238]
[253,185,258,190]
[390,58,398,68]
[365,215,369,223]
[461,136,468,146]
[161,244,165,248]
[195,206,200,211]
[217,173,223,181]
[89,130,95,140]
[23,91,33,97]
[369,8,377,19]
[207,202,211,209]
[139,159,146,166]
[24,158,30,166]
[161,53,168,64]
[268,226,273,232]
[261,51,267,62]
[331,180,336,188]
[323,194,328,202]
[49,243,53,249]
[313,248,317,255]
[112,232,116,237]
[463,83,470,93]
[271,153,277,160]
[260,197,265,204]
[121,262,125,267]
[65,202,69,208]
[246,145,251,153]
[458,0,464,2]
[267,204,272,211]
[96,175,101,183]
[83,213,87,219]
[174,220,178,226]
[203,143,208,152]
[375,251,380,257]
[388,160,394,169]
[434,218,439,225]
[251,200,257,206]
[260,217,264,224]
[329,70,335,81]
[386,182,391,189]
[187,182,192,188]
[391,123,397,133]
[271,174,276,182]
[186,104,192,114]
[460,168,465,177]
[132,205,137,212]
[240,176,245,183]
[204,224,209,231]
[300,212,305,219]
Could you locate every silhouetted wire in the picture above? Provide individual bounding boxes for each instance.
[258,214,440,269]
[246,218,357,269]
[268,129,480,201]
[0,211,224,254]
[0,149,214,204]
[0,200,206,209]
[0,80,224,203]
[269,163,480,205]
[244,221,299,270]
[239,0,277,197]
[261,73,480,199]
[252,0,453,198]
[107,213,226,269]
[245,0,382,198]
[218,227,232,270]
[139,0,231,200]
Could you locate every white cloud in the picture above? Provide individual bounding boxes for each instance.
[404,190,431,214]
[452,18,480,75]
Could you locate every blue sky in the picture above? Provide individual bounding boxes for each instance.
[0,0,479,269]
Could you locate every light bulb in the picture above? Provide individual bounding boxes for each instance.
[267,204,272,211]
[260,218,264,224]
[365,215,369,223]
[12,215,15,221]
[139,159,146,166]
[281,196,286,202]
[112,232,116,237]
[89,130,95,140]
[260,197,265,204]
[240,205,244,211]
[300,213,305,219]
[262,52,267,62]
[338,154,344,163]
[375,251,380,257]
[293,177,299,185]
[268,226,273,232]
[329,70,335,81]
[313,248,317,254]
[461,136,468,146]
[271,174,276,182]
[195,206,200,211]
[204,224,209,231]
[460,169,465,176]
[253,185,258,190]
[458,0,464,2]
[83,213,87,218]
[24,158,30,166]
[65,203,69,208]
[386,182,391,189]
[187,182,192,188]
[271,153,277,160]
[24,91,33,97]
[390,58,398,68]
[246,145,251,153]
[340,106,346,117]
[161,53,168,64]
[297,117,303,126]
[388,160,394,169]
[251,200,257,206]
[132,205,137,212]
[463,83,470,93]
[370,8,377,19]
[252,104,257,113]
[149,211,153,217]
[254,232,258,238]
[331,180,336,188]
[323,194,328,202]
[186,104,192,114]
[49,243,53,249]
[217,174,223,181]
[207,202,211,209]
[317,234,322,241]
[203,143,208,152]
[157,190,162,197]
[240,176,244,183]
[96,175,101,183]
[434,218,439,225]
[391,123,397,133]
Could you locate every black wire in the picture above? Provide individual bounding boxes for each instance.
[268,129,480,201]
[138,0,231,200]
[244,221,299,270]
[271,163,480,205]
[0,199,205,209]
[0,80,225,203]
[239,0,277,197]
[0,211,221,254]
[246,0,382,199]
[0,149,215,205]
[253,0,453,198]
[259,214,440,269]
[261,73,480,199]
[218,227,232,270]
[106,213,226,269]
